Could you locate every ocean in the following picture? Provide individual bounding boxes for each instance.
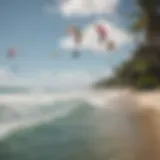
[0,89,140,160]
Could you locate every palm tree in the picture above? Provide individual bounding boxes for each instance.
[95,0,160,89]
[133,0,160,43]
[131,12,147,32]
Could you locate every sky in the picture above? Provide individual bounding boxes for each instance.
[0,0,136,89]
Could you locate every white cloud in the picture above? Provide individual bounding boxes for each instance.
[46,0,119,17]
[60,19,132,53]
[0,67,112,89]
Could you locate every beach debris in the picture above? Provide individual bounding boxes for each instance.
[107,40,115,51]
[6,48,18,73]
[66,25,82,58]
[72,50,80,59]
[95,23,116,51]
[95,24,108,44]
[7,48,16,58]
[50,52,56,59]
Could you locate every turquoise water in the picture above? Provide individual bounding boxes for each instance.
[0,91,138,160]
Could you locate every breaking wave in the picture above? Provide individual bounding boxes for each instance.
[0,89,139,160]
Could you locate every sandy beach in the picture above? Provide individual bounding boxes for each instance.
[134,90,160,108]
[131,90,160,160]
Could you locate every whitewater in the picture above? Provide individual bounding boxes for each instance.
[0,89,141,160]
[0,89,128,138]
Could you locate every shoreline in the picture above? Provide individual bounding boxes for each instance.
[0,88,159,107]
[0,88,160,159]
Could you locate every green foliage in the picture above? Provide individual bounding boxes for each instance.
[95,44,160,90]
[95,0,160,90]
[138,0,160,10]
[131,12,147,32]
[135,75,159,89]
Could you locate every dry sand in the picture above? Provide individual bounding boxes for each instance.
[131,91,160,160]
[134,91,160,108]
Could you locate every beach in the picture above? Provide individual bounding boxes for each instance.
[134,91,160,108]
[0,89,160,160]
[132,90,160,160]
